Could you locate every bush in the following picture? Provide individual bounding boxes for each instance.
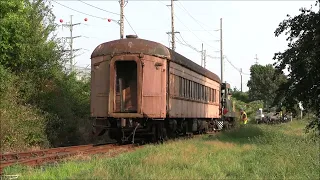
[0,65,50,151]
[232,98,264,122]
[0,0,93,152]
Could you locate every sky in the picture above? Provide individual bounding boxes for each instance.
[51,0,317,92]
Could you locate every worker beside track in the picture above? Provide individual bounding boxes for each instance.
[240,109,248,125]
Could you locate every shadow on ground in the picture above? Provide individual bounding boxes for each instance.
[202,125,264,145]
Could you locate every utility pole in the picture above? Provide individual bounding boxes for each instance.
[166,0,179,51]
[220,18,224,83]
[201,44,207,68]
[119,0,125,39]
[240,68,243,92]
[254,54,258,64]
[203,50,207,68]
[201,43,204,67]
[61,15,81,72]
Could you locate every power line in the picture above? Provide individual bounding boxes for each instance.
[78,0,137,36]
[77,0,120,15]
[224,55,250,75]
[176,31,251,77]
[53,0,137,35]
[175,34,201,53]
[53,1,105,20]
[176,2,218,39]
[124,16,137,36]
[158,0,219,51]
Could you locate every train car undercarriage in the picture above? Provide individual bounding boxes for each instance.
[92,117,235,144]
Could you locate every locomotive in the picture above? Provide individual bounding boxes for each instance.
[90,35,236,144]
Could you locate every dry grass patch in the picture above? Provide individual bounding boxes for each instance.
[282,128,303,136]
[143,152,176,165]
[204,140,257,153]
[143,142,200,166]
[204,140,236,148]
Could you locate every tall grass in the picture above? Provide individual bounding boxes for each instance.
[3,120,319,179]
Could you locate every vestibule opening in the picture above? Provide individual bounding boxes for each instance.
[114,60,138,113]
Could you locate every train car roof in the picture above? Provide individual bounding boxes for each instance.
[91,37,221,83]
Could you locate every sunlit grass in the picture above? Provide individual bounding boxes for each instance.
[3,119,319,179]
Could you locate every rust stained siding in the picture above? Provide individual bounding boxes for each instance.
[90,38,221,119]
[91,38,220,84]
[141,56,167,118]
[91,56,110,117]
[168,62,220,118]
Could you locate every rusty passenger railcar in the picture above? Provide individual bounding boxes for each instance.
[90,35,232,144]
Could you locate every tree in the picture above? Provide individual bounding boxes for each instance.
[273,0,320,134]
[0,0,63,74]
[247,64,287,107]
[0,0,92,150]
[231,88,250,103]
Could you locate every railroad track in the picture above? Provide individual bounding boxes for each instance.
[0,131,220,175]
[0,143,139,174]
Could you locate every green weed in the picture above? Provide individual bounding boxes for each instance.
[2,120,319,179]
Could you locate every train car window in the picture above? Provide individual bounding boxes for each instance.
[198,84,201,100]
[190,80,192,99]
[187,80,190,99]
[184,79,186,97]
[206,87,208,102]
[204,87,206,102]
[187,80,190,98]
[175,75,179,96]
[208,88,211,102]
[198,83,201,100]
[189,81,192,99]
[199,84,201,101]
[207,87,210,102]
[200,85,203,101]
[204,86,206,101]
[203,85,205,101]
[208,88,210,102]
[185,80,188,98]
[185,79,188,98]
[195,83,198,100]
[193,82,196,100]
[196,83,198,100]
[179,76,182,97]
[211,88,214,102]
[202,85,204,101]
[190,81,193,99]
[182,79,185,98]
[204,86,207,102]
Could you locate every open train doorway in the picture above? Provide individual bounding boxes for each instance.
[114,60,138,113]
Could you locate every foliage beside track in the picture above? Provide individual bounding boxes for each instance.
[232,97,264,121]
[0,0,92,152]
[3,119,319,179]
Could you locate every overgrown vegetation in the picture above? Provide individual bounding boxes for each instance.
[247,64,287,107]
[3,119,319,179]
[0,0,91,152]
[272,0,320,133]
[232,0,320,134]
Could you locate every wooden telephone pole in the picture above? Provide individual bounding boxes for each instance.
[166,0,179,51]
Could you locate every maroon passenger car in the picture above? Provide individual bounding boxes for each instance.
[90,35,233,144]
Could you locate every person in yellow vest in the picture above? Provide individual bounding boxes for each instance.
[240,108,248,125]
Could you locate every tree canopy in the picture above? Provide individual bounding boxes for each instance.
[273,0,320,133]
[247,64,287,107]
[0,0,63,74]
[0,0,91,151]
